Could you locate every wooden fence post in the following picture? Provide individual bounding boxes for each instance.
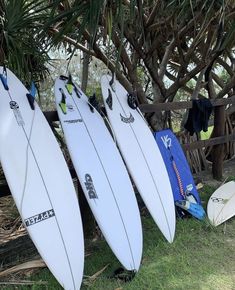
[211,105,225,180]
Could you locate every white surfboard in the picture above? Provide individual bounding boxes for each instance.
[207,181,235,226]
[0,67,84,290]
[54,76,143,271]
[101,75,176,243]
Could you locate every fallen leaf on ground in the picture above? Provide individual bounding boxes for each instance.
[0,259,46,278]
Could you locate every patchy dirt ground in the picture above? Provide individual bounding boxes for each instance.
[194,157,235,188]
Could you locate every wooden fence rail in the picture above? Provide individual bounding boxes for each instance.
[139,95,235,112]
[182,134,235,151]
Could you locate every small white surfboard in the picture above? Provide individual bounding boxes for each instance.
[207,181,235,226]
[101,74,176,243]
[54,76,143,271]
[0,67,84,290]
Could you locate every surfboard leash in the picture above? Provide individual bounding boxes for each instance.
[167,146,185,198]
[167,146,206,220]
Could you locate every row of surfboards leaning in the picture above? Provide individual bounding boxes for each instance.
[0,66,234,290]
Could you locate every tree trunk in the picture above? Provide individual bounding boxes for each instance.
[149,82,166,131]
[212,105,225,180]
[81,50,90,92]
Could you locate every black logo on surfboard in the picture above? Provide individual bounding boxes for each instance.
[24,209,55,227]
[9,101,25,126]
[67,103,74,112]
[120,113,134,123]
[64,119,83,124]
[84,174,98,199]
[211,197,227,204]
[10,101,19,110]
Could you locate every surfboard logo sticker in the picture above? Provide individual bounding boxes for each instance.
[84,174,98,199]
[24,209,55,227]
[161,135,172,148]
[186,184,193,192]
[106,89,113,110]
[64,119,83,124]
[120,113,135,123]
[211,197,228,204]
[9,101,25,126]
[67,103,74,112]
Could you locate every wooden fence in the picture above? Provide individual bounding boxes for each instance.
[140,95,235,180]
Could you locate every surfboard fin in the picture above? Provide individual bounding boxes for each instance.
[127,92,139,109]
[60,74,81,98]
[65,83,73,95]
[73,85,81,98]
[0,66,9,91]
[175,194,206,220]
[109,72,116,92]
[106,89,113,110]
[59,88,67,114]
[26,82,36,110]
[88,93,101,113]
[59,75,68,81]
[65,74,74,95]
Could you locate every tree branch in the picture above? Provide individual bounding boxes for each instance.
[217,57,234,76]
[111,31,146,102]
[49,28,96,56]
[159,37,175,80]
[191,67,207,99]
[145,0,160,28]
[166,62,207,100]
[217,74,235,99]
[165,70,205,99]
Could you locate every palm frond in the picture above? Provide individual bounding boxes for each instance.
[0,0,52,82]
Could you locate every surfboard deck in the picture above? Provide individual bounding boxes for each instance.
[54,76,143,271]
[207,181,235,226]
[154,129,201,203]
[0,67,84,290]
[100,74,176,243]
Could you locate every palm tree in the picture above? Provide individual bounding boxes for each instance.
[0,0,53,82]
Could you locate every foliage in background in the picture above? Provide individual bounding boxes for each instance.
[0,0,52,82]
[1,0,235,131]
[42,0,235,130]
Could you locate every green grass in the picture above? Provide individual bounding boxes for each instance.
[2,180,235,290]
